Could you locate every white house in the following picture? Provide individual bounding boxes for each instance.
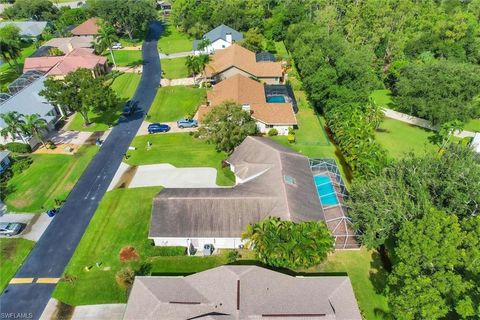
[149,137,324,251]
[472,132,480,154]
[193,24,243,55]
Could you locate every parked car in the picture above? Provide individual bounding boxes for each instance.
[123,100,139,116]
[148,123,171,133]
[111,42,123,49]
[176,118,198,128]
[0,222,25,237]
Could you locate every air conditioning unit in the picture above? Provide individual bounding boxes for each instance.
[242,104,251,112]
[203,244,214,256]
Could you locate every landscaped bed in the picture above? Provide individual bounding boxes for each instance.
[4,145,97,212]
[0,238,35,292]
[147,86,205,122]
[125,133,235,186]
[157,23,193,54]
[161,57,189,79]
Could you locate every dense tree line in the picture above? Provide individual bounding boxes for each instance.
[348,145,480,318]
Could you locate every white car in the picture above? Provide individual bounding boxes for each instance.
[0,222,25,237]
[111,43,123,49]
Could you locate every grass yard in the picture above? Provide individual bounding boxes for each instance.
[370,89,394,108]
[464,118,480,132]
[311,248,390,320]
[4,146,97,212]
[158,23,193,54]
[126,133,235,186]
[147,86,205,122]
[0,238,35,292]
[376,118,437,158]
[108,50,142,67]
[53,187,244,305]
[161,57,189,79]
[274,41,289,60]
[68,73,140,132]
[0,43,36,92]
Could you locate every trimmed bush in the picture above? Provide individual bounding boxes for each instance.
[154,246,186,256]
[5,142,31,153]
[267,128,278,136]
[10,157,32,175]
[288,133,296,143]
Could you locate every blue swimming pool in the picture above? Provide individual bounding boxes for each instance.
[267,95,286,103]
[314,175,339,206]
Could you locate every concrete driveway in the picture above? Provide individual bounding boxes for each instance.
[47,130,93,145]
[136,121,197,135]
[109,163,219,189]
[0,213,52,242]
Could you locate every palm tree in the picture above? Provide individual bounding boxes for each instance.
[95,24,119,68]
[185,55,200,78]
[197,54,210,85]
[0,111,26,143]
[20,114,48,148]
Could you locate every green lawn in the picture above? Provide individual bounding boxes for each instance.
[158,23,193,54]
[52,187,238,305]
[313,249,390,320]
[376,118,437,158]
[370,89,394,108]
[147,86,205,122]
[274,41,289,60]
[161,57,189,79]
[0,238,35,292]
[4,146,97,212]
[0,43,36,92]
[126,133,235,186]
[108,50,142,67]
[464,118,480,132]
[68,73,141,132]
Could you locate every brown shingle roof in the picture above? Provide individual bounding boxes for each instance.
[203,74,296,125]
[71,18,100,36]
[205,44,283,78]
[149,136,324,238]
[124,266,362,320]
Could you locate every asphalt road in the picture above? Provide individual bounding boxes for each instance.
[0,21,163,319]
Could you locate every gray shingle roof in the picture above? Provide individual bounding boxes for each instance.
[150,137,324,238]
[0,151,10,162]
[124,266,362,320]
[0,77,56,129]
[0,21,47,37]
[204,24,243,43]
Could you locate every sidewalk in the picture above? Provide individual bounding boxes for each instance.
[159,51,193,59]
[112,66,142,73]
[383,108,476,138]
[160,77,195,86]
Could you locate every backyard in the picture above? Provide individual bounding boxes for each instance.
[52,187,245,305]
[0,238,35,292]
[147,86,205,122]
[157,23,193,54]
[3,145,97,212]
[107,50,142,67]
[68,73,141,132]
[125,133,235,186]
[0,43,36,92]
[161,57,189,79]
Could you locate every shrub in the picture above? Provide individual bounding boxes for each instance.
[46,140,56,149]
[154,246,186,256]
[267,128,278,136]
[10,157,32,175]
[287,133,296,143]
[5,142,31,153]
[227,250,240,263]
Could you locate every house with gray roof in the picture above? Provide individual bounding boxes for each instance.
[0,21,47,40]
[123,265,362,320]
[0,151,11,174]
[193,24,243,55]
[149,136,324,250]
[0,76,59,147]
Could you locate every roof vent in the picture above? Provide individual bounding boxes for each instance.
[284,175,296,185]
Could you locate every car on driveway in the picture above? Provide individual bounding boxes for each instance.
[0,222,25,237]
[111,43,123,49]
[148,123,171,133]
[176,118,198,128]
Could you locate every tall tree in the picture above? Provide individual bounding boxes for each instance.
[40,68,119,127]
[0,111,26,143]
[0,25,22,72]
[95,23,119,68]
[2,0,58,20]
[240,28,265,52]
[20,114,48,148]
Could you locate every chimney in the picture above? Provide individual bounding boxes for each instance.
[226,33,232,43]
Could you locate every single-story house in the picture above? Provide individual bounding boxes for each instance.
[156,0,171,14]
[205,44,283,84]
[71,17,100,36]
[193,24,243,55]
[38,36,94,55]
[198,74,296,135]
[0,21,47,40]
[23,48,108,78]
[149,136,323,250]
[0,151,11,174]
[471,132,480,154]
[123,265,362,320]
[0,76,59,147]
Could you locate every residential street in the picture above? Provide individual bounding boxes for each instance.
[0,21,163,319]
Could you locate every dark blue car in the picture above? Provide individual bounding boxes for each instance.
[148,123,170,133]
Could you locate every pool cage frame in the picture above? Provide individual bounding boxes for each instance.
[310,158,360,250]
